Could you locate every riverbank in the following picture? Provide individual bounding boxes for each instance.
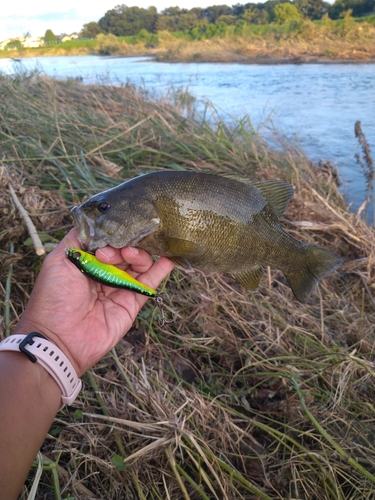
[4,44,375,65]
[1,73,375,499]
[2,17,375,64]
[155,36,375,63]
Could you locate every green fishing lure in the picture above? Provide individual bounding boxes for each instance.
[66,248,157,298]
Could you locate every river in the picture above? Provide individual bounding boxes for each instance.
[1,55,374,222]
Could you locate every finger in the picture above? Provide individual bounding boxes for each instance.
[95,245,121,263]
[38,228,97,296]
[96,246,154,273]
[45,228,80,263]
[137,256,175,291]
[120,247,154,273]
[63,228,80,248]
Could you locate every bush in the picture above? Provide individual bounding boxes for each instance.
[135,29,159,47]
[274,3,302,24]
[95,33,123,55]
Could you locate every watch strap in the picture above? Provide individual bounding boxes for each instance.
[0,333,82,408]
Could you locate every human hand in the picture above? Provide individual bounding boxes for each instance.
[14,228,175,376]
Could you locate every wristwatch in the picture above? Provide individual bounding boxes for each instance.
[0,332,82,408]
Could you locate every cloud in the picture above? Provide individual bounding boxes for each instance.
[19,10,79,23]
[2,6,96,39]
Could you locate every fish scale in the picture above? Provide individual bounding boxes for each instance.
[71,170,343,303]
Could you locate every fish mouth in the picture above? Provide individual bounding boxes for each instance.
[71,206,101,252]
[70,205,161,252]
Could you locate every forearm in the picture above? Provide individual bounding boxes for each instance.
[0,351,61,500]
[0,231,174,499]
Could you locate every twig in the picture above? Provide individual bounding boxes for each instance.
[85,371,126,456]
[165,445,191,500]
[29,452,64,500]
[4,242,14,337]
[111,347,148,412]
[8,183,45,256]
[40,454,96,498]
[28,452,44,500]
[86,371,147,500]
[347,270,375,311]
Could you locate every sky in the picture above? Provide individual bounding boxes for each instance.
[1,0,232,40]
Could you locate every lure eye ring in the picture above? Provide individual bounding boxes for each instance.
[98,201,111,213]
[73,251,81,259]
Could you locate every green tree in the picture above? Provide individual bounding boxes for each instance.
[232,3,245,16]
[161,6,186,16]
[189,7,205,20]
[203,5,233,23]
[179,13,201,31]
[274,3,302,23]
[242,6,269,24]
[263,0,289,22]
[81,22,104,38]
[44,29,57,43]
[329,0,375,19]
[216,14,236,25]
[293,0,331,19]
[157,10,200,32]
[156,15,175,31]
[99,5,158,36]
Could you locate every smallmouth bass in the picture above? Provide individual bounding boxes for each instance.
[71,170,342,303]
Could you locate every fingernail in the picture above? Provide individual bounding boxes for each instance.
[97,247,115,260]
[129,247,139,255]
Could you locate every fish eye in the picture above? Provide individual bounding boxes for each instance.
[98,201,111,213]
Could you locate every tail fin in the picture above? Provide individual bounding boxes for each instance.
[284,244,342,303]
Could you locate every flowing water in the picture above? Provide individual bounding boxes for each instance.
[1,55,374,221]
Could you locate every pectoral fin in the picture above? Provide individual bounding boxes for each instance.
[230,266,264,291]
[168,257,195,272]
[162,237,204,271]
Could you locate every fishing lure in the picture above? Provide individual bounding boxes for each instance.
[65,248,172,326]
[65,248,157,297]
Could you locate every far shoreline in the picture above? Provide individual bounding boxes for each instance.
[2,51,375,66]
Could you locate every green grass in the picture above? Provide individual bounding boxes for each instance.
[60,38,97,49]
[0,70,375,499]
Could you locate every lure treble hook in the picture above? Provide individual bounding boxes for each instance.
[155,294,174,327]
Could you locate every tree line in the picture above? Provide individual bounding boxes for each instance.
[81,0,375,38]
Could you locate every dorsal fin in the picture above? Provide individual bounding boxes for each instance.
[251,180,294,218]
[212,173,294,218]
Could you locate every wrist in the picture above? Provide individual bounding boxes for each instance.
[14,318,81,376]
[0,350,62,412]
[0,334,82,408]
[0,350,62,499]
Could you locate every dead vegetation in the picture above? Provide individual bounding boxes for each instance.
[0,71,375,499]
[156,27,375,64]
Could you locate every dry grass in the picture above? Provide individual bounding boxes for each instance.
[156,22,375,63]
[0,71,375,499]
